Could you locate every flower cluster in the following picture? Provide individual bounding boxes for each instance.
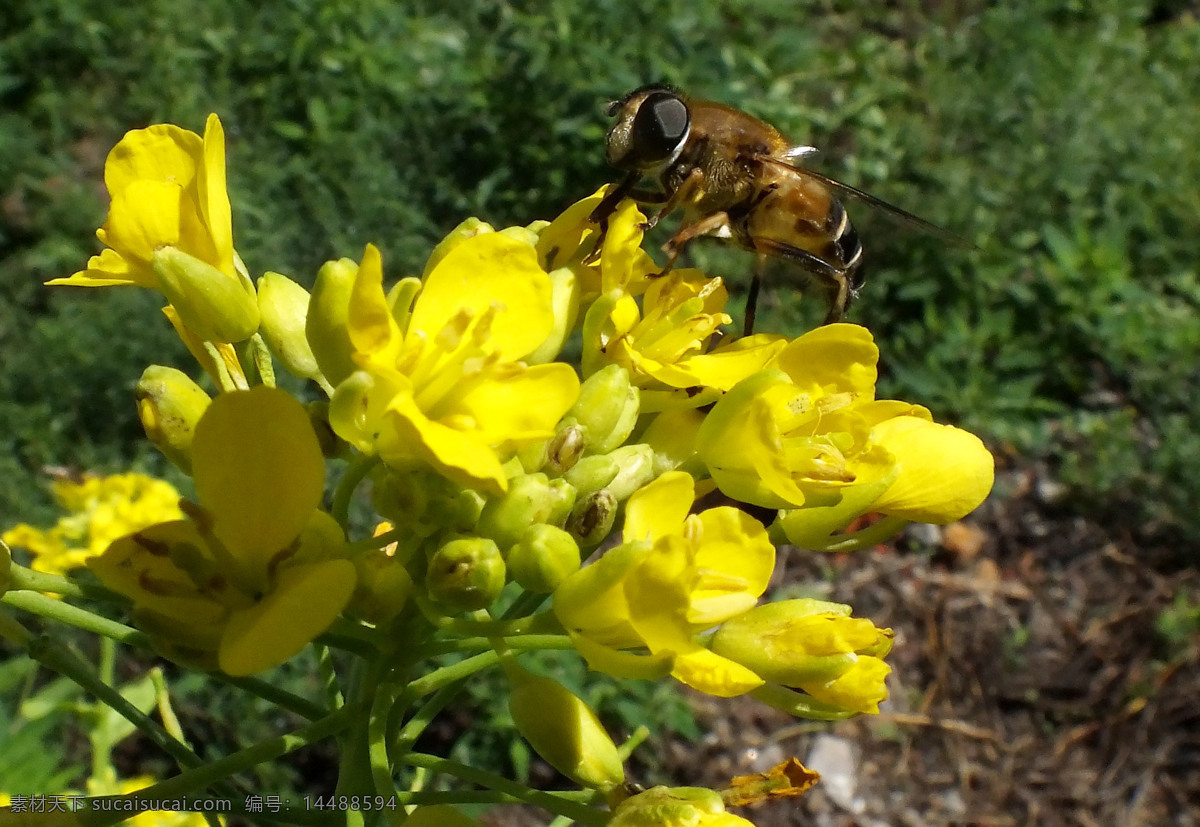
[4,115,995,825]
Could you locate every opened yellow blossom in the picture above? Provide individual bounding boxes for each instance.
[3,473,182,577]
[89,387,355,675]
[696,324,993,540]
[49,114,259,344]
[554,471,773,697]
[582,271,787,411]
[325,238,580,494]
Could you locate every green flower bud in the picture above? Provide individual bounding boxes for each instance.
[543,479,577,526]
[306,257,358,386]
[508,524,581,593]
[426,537,506,613]
[257,271,321,381]
[422,218,495,279]
[152,247,260,343]
[567,490,617,548]
[508,672,625,792]
[563,454,619,497]
[545,423,588,475]
[605,444,656,502]
[525,266,581,365]
[476,473,559,549]
[135,365,212,474]
[350,547,414,624]
[570,364,639,455]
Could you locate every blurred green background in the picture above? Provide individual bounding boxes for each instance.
[2,0,1199,807]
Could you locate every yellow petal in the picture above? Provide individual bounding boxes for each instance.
[672,648,765,697]
[868,416,994,523]
[347,243,401,358]
[409,233,553,361]
[198,113,235,277]
[382,392,508,495]
[48,248,145,287]
[688,507,775,625]
[444,363,579,445]
[773,323,879,401]
[569,632,675,680]
[103,180,183,264]
[218,559,356,675]
[104,123,202,197]
[622,471,694,544]
[192,387,326,568]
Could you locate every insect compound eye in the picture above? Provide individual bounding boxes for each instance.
[631,91,689,164]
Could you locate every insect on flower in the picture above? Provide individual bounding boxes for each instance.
[591,84,965,333]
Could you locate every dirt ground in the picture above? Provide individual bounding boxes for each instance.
[484,458,1200,826]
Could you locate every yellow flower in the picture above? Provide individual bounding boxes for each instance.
[326,238,580,495]
[582,271,787,411]
[536,188,658,298]
[710,599,893,715]
[608,786,756,827]
[3,473,183,577]
[554,471,773,697]
[49,114,259,344]
[696,324,993,541]
[89,387,355,675]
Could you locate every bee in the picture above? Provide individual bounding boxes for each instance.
[590,84,958,333]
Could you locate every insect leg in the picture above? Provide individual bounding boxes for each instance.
[748,238,850,325]
[659,210,733,277]
[744,253,767,336]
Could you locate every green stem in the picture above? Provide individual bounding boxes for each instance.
[399,753,606,826]
[331,454,380,530]
[404,650,500,698]
[73,706,355,826]
[218,674,330,721]
[8,563,88,598]
[411,633,573,660]
[2,590,149,647]
[313,642,346,711]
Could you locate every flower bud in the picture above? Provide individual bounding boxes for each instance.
[543,479,577,526]
[545,423,587,475]
[306,257,358,386]
[609,786,754,827]
[426,537,506,613]
[350,546,414,624]
[604,444,656,502]
[508,671,625,792]
[525,266,581,365]
[422,217,495,279]
[570,364,639,455]
[710,599,893,714]
[135,365,213,474]
[152,247,260,343]
[256,271,321,381]
[564,455,619,498]
[476,473,560,549]
[567,490,617,548]
[508,524,581,593]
